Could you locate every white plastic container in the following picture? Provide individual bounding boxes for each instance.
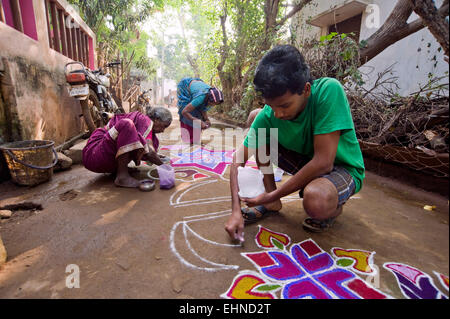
[274,167,284,182]
[238,167,266,198]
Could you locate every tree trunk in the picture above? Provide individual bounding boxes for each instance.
[409,0,449,58]
[359,0,414,64]
[217,0,314,112]
[359,0,449,65]
[217,2,232,111]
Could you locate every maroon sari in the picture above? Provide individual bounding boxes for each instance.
[82,112,159,173]
[180,121,201,144]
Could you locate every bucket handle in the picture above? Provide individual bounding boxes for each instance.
[5,147,58,170]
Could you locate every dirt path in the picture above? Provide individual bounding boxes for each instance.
[0,108,448,299]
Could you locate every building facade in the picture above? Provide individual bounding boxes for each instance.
[294,0,448,96]
[0,0,97,145]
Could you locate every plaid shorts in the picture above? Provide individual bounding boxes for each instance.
[276,145,356,206]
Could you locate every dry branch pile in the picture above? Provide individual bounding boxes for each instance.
[350,93,449,154]
[302,34,449,177]
[347,75,449,178]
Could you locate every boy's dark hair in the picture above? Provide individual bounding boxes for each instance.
[253,45,313,99]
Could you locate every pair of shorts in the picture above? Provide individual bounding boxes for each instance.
[276,144,356,207]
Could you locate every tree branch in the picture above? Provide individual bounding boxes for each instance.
[359,0,449,65]
[217,1,229,73]
[113,50,135,87]
[409,0,449,58]
[276,0,313,27]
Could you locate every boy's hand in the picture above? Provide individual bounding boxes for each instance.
[225,211,245,242]
[241,191,275,207]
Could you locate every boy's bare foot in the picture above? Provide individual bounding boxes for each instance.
[264,200,282,212]
[114,175,140,188]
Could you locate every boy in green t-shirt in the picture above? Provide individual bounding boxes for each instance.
[225,45,365,240]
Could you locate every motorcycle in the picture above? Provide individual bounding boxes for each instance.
[137,88,152,114]
[64,61,124,133]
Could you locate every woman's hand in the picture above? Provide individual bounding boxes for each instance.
[201,121,209,130]
[133,148,146,166]
[201,110,211,130]
[142,142,163,165]
[158,154,171,164]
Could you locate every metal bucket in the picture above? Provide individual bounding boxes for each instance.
[0,140,58,186]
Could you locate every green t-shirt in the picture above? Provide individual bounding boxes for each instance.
[244,77,365,193]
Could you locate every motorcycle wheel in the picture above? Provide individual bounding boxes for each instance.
[81,89,103,134]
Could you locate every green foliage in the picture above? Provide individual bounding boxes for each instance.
[226,106,248,123]
[163,41,194,80]
[240,84,261,113]
[67,0,164,35]
[67,0,164,79]
[134,0,310,120]
[148,0,296,115]
[146,1,219,83]
[359,39,368,49]
[303,32,364,86]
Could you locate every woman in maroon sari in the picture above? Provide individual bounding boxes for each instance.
[82,107,172,188]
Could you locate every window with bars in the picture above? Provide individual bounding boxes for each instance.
[1,0,94,69]
[44,0,93,68]
[0,0,38,41]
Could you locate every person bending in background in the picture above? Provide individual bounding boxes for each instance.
[177,77,224,144]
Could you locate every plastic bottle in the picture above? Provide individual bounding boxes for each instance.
[237,167,266,198]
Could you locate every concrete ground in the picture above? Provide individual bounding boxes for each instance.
[0,107,448,299]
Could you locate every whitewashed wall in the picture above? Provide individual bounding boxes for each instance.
[294,0,448,96]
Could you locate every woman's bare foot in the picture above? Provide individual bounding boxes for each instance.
[114,175,140,188]
[115,151,141,187]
